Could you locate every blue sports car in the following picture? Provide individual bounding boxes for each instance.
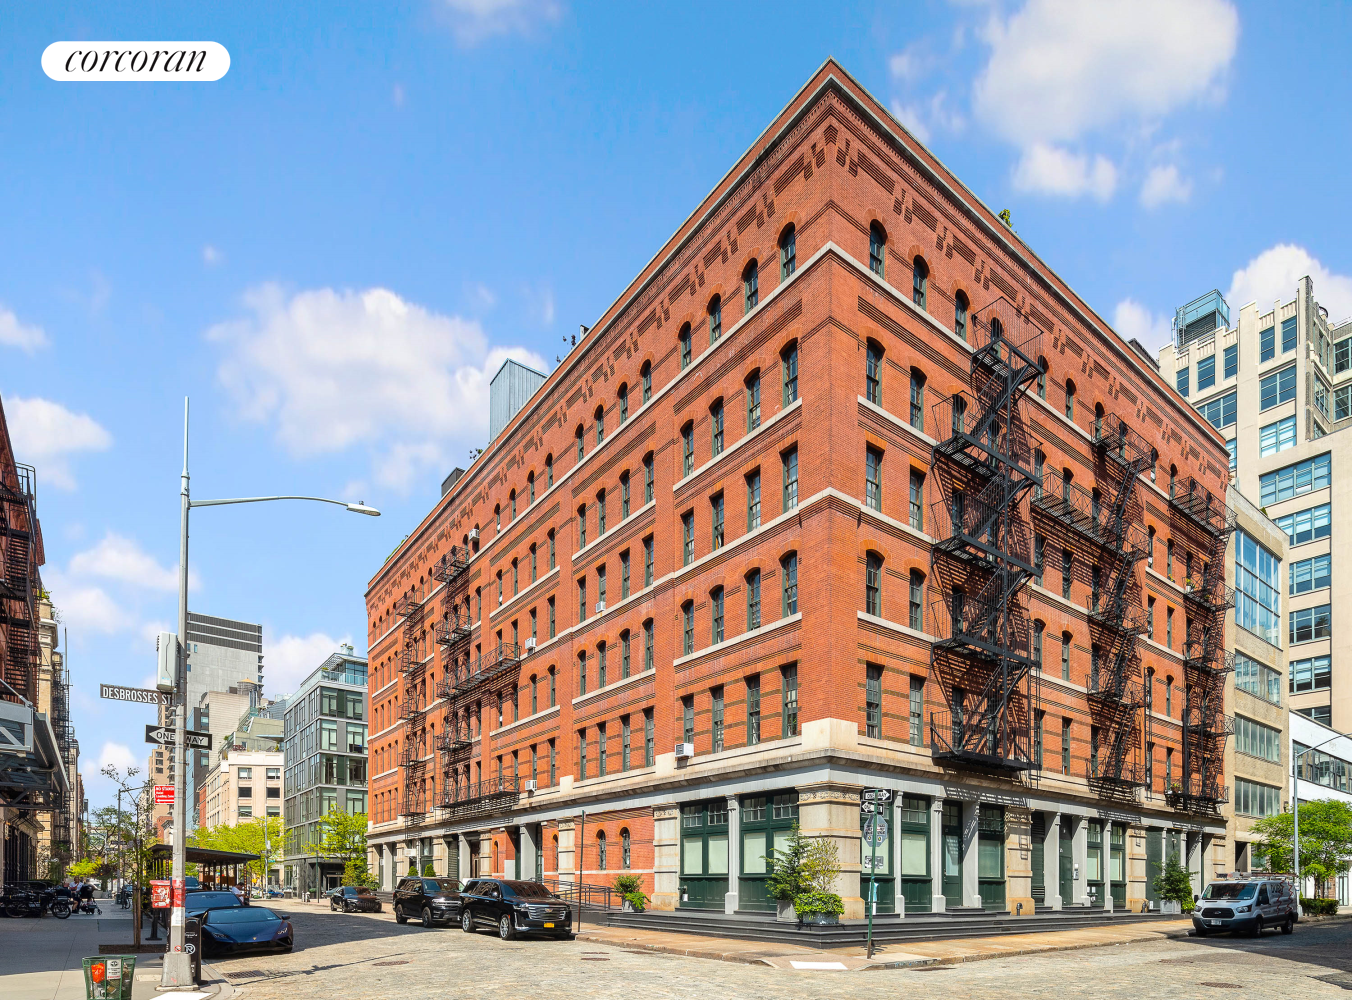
[199,906,294,954]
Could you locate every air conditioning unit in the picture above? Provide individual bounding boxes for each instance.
[469,528,480,543]
[674,742,694,760]
[595,601,606,614]
[524,637,537,652]
[524,780,537,792]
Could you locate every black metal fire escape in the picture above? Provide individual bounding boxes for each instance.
[1169,476,1237,813]
[0,464,40,708]
[928,301,1043,773]
[433,545,521,819]
[396,587,430,820]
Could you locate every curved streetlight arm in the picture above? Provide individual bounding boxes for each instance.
[190,495,380,515]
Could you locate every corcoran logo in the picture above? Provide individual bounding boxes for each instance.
[42,41,230,81]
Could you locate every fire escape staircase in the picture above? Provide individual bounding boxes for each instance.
[396,590,429,819]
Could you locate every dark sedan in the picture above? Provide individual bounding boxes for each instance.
[329,886,383,913]
[459,879,573,940]
[200,906,294,954]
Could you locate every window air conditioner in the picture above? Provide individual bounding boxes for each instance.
[674,742,694,760]
[595,601,606,614]
[524,780,537,792]
[524,637,537,651]
[469,528,480,542]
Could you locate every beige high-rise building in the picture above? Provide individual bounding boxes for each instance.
[1159,278,1350,731]
[200,749,284,831]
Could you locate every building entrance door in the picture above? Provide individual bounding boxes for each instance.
[679,799,729,909]
[1031,813,1045,906]
[1059,820,1074,903]
[941,802,963,907]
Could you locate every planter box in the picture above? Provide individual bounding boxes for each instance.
[776,900,796,923]
[622,900,635,912]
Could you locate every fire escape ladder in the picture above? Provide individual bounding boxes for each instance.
[396,588,430,820]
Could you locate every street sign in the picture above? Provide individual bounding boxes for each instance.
[145,725,212,750]
[863,816,888,846]
[154,785,175,804]
[862,789,892,802]
[100,683,171,706]
[863,854,886,869]
[860,801,881,814]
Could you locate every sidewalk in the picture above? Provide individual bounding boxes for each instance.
[0,907,229,1000]
[577,916,1196,970]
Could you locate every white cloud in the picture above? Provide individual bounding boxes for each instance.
[265,631,351,699]
[889,43,933,83]
[973,0,1239,146]
[69,533,196,592]
[207,284,547,491]
[440,0,562,46]
[40,569,129,634]
[889,100,932,144]
[1113,298,1173,351]
[1140,165,1193,209]
[1227,244,1352,323]
[203,245,223,266]
[0,306,49,352]
[4,396,112,490]
[97,741,137,772]
[1011,143,1117,200]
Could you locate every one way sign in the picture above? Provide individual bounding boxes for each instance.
[145,725,212,750]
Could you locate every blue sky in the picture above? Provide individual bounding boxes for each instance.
[3,0,1349,810]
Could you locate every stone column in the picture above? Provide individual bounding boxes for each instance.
[651,804,680,911]
[519,824,538,882]
[962,800,980,909]
[1043,814,1063,910]
[1187,833,1203,897]
[557,818,576,884]
[458,835,471,881]
[1006,805,1033,915]
[892,796,906,918]
[1126,824,1147,913]
[797,782,864,919]
[930,797,946,913]
[724,794,740,914]
[1071,814,1090,905]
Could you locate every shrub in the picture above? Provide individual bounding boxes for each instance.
[1301,896,1339,916]
[343,857,379,890]
[793,890,844,919]
[1154,855,1194,910]
[765,825,812,902]
[622,891,648,911]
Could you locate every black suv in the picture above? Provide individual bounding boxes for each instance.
[459,879,573,940]
[392,877,462,927]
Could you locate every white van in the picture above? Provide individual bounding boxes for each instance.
[1193,878,1297,936]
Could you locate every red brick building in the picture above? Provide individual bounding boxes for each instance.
[365,60,1234,919]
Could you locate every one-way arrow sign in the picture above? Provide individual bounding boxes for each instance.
[145,725,212,750]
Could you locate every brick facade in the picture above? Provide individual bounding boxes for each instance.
[365,60,1234,919]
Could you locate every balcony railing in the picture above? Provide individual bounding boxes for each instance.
[928,593,1034,667]
[1168,477,1236,538]
[396,593,424,618]
[434,611,473,649]
[1088,754,1142,788]
[436,643,523,700]
[432,545,471,588]
[929,709,1037,774]
[439,776,520,819]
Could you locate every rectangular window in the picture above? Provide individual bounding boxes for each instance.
[865,664,882,739]
[644,709,654,766]
[1227,439,1237,473]
[682,697,694,744]
[747,471,761,531]
[1260,325,1275,362]
[621,550,631,598]
[1234,715,1282,763]
[1234,777,1282,818]
[549,740,557,784]
[711,686,724,752]
[1259,364,1297,410]
[1197,391,1236,429]
[548,596,556,638]
[621,717,631,771]
[1337,336,1352,374]
[1176,367,1189,397]
[621,631,631,679]
[1290,553,1331,595]
[908,675,924,746]
[1061,718,1071,775]
[578,730,588,779]
[865,447,883,511]
[1261,452,1331,505]
[1275,503,1331,545]
[909,470,923,530]
[1337,385,1352,421]
[682,512,694,566]
[598,724,607,775]
[1235,529,1282,645]
[1290,654,1332,692]
[782,553,798,615]
[643,619,654,671]
[1223,343,1238,379]
[1282,315,1298,353]
[643,535,654,587]
[577,577,587,622]
[1259,415,1296,456]
[1061,548,1073,600]
[1061,634,1070,681]
[1290,604,1332,645]
[711,493,724,550]
[1315,379,1331,419]
[1235,651,1283,704]
[682,424,694,477]
[908,572,923,630]
[747,374,761,431]
[711,589,724,644]
[782,664,799,736]
[783,345,798,405]
[782,447,798,510]
[1196,354,1215,391]
[746,570,761,630]
[746,674,761,745]
[644,454,654,503]
[597,642,607,687]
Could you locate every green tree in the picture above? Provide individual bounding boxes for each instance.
[764,824,812,902]
[189,817,285,884]
[342,857,379,890]
[318,808,368,863]
[67,858,100,880]
[1252,800,1352,897]
[1154,854,1195,912]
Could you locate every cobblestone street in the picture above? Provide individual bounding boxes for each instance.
[208,908,1352,1000]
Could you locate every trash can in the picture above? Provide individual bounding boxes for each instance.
[82,955,136,1000]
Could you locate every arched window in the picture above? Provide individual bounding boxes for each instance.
[707,296,721,345]
[1036,356,1048,399]
[869,222,886,277]
[781,551,799,615]
[912,256,928,309]
[909,367,925,430]
[679,322,693,369]
[577,504,587,547]
[865,551,883,617]
[908,569,924,630]
[682,601,695,655]
[746,568,762,630]
[743,259,759,312]
[1150,448,1159,483]
[529,543,538,583]
[1147,525,1156,567]
[575,425,585,463]
[710,398,724,457]
[745,369,762,431]
[950,585,966,634]
[780,224,796,279]
[545,454,553,488]
[865,340,883,405]
[1093,403,1105,441]
[640,361,652,403]
[954,290,969,342]
[509,489,517,521]
[621,828,632,869]
[595,405,605,445]
[711,586,725,643]
[782,341,798,405]
[1169,464,1178,497]
[1061,631,1072,681]
[681,421,695,477]
[494,504,501,532]
[618,383,629,423]
[527,471,535,504]
[597,830,607,872]
[1064,379,1076,421]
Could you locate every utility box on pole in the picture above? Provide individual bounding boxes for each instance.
[155,632,179,693]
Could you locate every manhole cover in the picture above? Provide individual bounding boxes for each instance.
[227,970,271,979]
[1198,984,1243,990]
[373,961,409,967]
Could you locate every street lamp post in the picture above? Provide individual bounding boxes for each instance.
[162,398,379,988]
[1291,731,1352,915]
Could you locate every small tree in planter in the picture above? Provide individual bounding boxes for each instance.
[422,862,436,876]
[612,874,648,912]
[1153,854,1195,914]
[794,837,844,926]
[765,824,812,921]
